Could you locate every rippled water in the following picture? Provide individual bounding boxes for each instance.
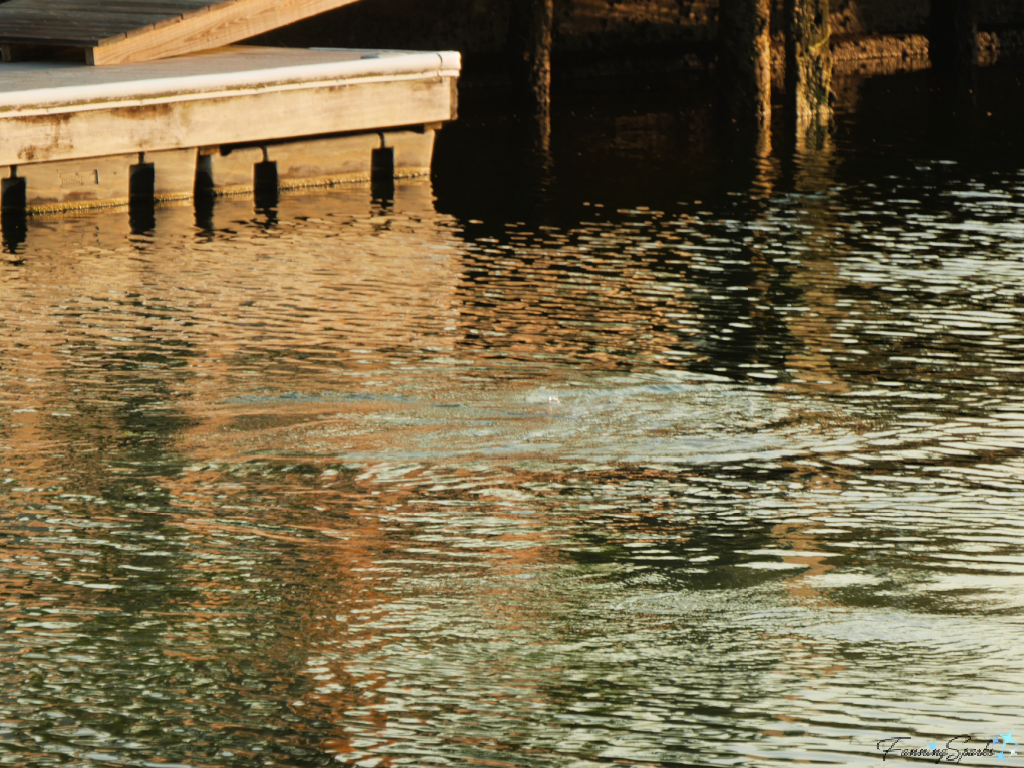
[4,65,1024,767]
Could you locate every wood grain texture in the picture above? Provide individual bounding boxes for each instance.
[0,74,456,166]
[0,48,459,110]
[270,132,378,190]
[146,146,199,200]
[0,0,366,64]
[15,151,135,211]
[385,128,435,179]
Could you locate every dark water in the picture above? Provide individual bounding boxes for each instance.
[4,64,1024,767]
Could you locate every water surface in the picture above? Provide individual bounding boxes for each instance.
[3,65,1024,767]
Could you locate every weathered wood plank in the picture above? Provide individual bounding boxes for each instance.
[271,132,380,190]
[0,47,459,105]
[0,0,369,65]
[196,145,265,196]
[20,0,211,10]
[3,129,436,211]
[0,76,456,166]
[146,147,200,201]
[11,152,135,212]
[197,128,436,196]
[91,0,366,65]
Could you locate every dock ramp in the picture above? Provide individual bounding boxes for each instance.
[0,0,364,65]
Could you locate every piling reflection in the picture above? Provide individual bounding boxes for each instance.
[1,208,27,254]
[4,62,1024,767]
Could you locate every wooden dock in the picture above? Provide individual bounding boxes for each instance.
[0,0,365,65]
[0,46,460,212]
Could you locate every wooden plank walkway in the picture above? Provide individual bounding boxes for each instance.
[0,0,364,65]
[0,46,460,211]
[0,47,460,166]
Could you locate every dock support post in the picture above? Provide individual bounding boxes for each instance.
[526,0,554,117]
[524,0,554,155]
[718,0,772,156]
[929,0,978,74]
[785,0,831,150]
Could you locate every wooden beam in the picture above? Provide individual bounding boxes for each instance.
[718,0,772,153]
[526,0,553,115]
[0,0,368,65]
[785,0,831,146]
[0,76,456,167]
[92,0,367,65]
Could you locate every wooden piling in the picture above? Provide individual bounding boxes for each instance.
[785,0,831,148]
[526,0,554,116]
[718,0,772,153]
[929,0,978,73]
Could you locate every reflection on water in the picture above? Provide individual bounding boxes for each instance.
[4,64,1024,767]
